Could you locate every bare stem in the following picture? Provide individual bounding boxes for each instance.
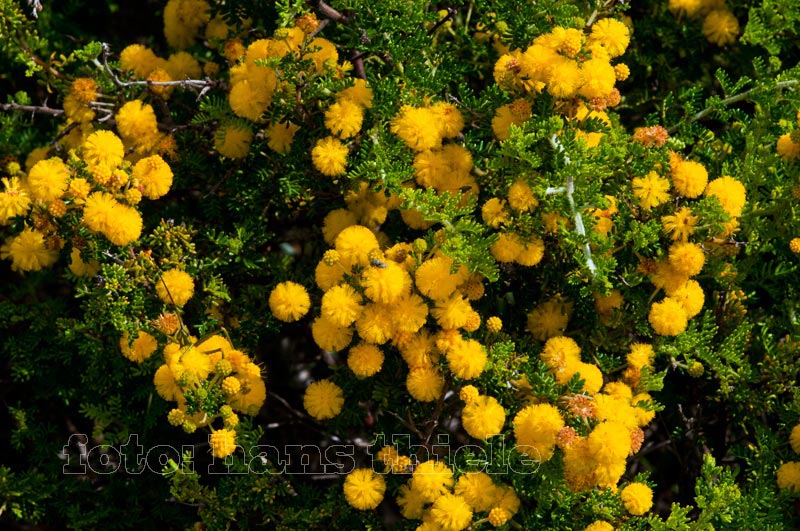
[0,102,64,117]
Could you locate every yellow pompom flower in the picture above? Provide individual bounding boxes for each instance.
[82,131,124,185]
[407,366,444,402]
[132,155,173,199]
[303,379,344,420]
[410,460,454,503]
[632,171,670,209]
[263,121,299,154]
[337,79,374,109]
[120,331,158,363]
[120,44,160,78]
[347,343,384,378]
[670,159,708,198]
[156,269,195,307]
[269,281,311,322]
[163,0,211,49]
[390,105,442,151]
[513,403,564,461]
[430,493,473,531]
[0,228,58,272]
[215,124,254,159]
[662,206,699,242]
[491,232,524,263]
[355,304,394,345]
[415,256,462,301]
[153,364,181,401]
[790,425,800,454]
[312,136,349,176]
[668,242,705,277]
[627,343,655,369]
[482,198,509,228]
[507,179,538,211]
[27,158,70,202]
[446,338,488,380]
[579,58,617,100]
[668,279,705,318]
[325,99,364,139]
[389,294,429,334]
[590,18,630,57]
[0,177,31,225]
[547,57,582,99]
[789,238,800,254]
[778,462,800,493]
[311,316,353,351]
[703,9,739,46]
[335,225,379,270]
[343,469,386,510]
[620,482,653,515]
[527,298,571,341]
[454,472,498,512]
[361,262,409,304]
[540,336,581,370]
[322,283,363,327]
[649,297,688,336]
[462,395,506,440]
[228,74,276,122]
[587,420,631,465]
[431,101,465,138]
[705,176,746,217]
[116,100,161,153]
[516,238,545,267]
[777,133,800,161]
[209,428,237,459]
[492,100,532,141]
[432,295,472,330]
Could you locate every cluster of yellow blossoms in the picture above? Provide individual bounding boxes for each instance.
[669,0,740,46]
[632,152,747,336]
[491,18,630,142]
[155,333,266,458]
[0,122,173,272]
[776,111,800,162]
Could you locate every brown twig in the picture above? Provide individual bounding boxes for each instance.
[313,0,348,23]
[0,101,64,117]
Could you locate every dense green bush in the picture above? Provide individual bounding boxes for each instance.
[1,0,800,529]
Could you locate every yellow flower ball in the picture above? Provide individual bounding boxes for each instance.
[325,99,364,139]
[303,379,344,420]
[667,279,705,318]
[343,468,386,510]
[633,171,670,209]
[703,9,739,46]
[648,297,688,336]
[513,403,564,461]
[415,256,463,301]
[705,175,746,217]
[590,18,630,57]
[312,136,349,176]
[668,242,705,277]
[347,343,384,378]
[430,493,473,531]
[361,261,409,304]
[390,105,442,151]
[584,521,614,531]
[406,366,444,402]
[156,269,195,307]
[334,225,379,270]
[321,284,363,326]
[0,228,58,272]
[215,124,254,159]
[670,159,708,198]
[777,133,800,161]
[446,338,488,380]
[462,395,506,440]
[311,316,353,351]
[791,425,800,454]
[27,158,70,202]
[269,281,311,322]
[119,331,158,363]
[410,460,454,502]
[210,428,237,459]
[132,155,173,199]
[620,482,653,515]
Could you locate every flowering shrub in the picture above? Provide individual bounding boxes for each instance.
[2,0,800,529]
